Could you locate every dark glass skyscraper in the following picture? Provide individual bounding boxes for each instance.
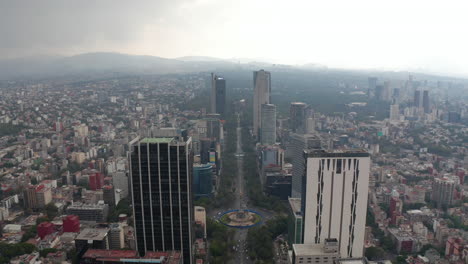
[211,73,226,116]
[290,102,307,133]
[193,164,213,198]
[423,90,430,113]
[129,137,193,264]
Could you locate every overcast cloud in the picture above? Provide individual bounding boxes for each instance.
[1,0,468,75]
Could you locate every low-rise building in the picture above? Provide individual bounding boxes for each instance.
[291,239,340,264]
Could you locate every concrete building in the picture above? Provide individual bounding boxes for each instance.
[291,239,340,264]
[23,184,52,210]
[81,249,182,264]
[66,202,109,222]
[253,70,271,140]
[390,104,400,121]
[302,149,370,258]
[260,104,277,145]
[194,206,207,239]
[75,228,110,259]
[290,133,322,198]
[103,185,116,209]
[129,137,194,263]
[113,171,128,198]
[109,223,125,249]
[387,228,417,254]
[432,177,456,208]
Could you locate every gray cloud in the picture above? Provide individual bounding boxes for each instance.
[0,0,186,58]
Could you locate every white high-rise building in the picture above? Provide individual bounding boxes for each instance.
[253,70,271,140]
[302,149,370,258]
[390,104,400,121]
[260,104,276,145]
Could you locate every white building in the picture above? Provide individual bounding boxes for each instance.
[260,104,276,145]
[390,104,400,121]
[291,239,340,264]
[302,149,370,258]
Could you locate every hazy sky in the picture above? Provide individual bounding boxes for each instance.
[1,0,468,75]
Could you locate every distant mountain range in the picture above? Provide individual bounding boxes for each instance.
[0,52,465,81]
[0,52,249,80]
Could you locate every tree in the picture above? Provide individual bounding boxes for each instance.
[0,242,36,262]
[365,247,385,260]
[39,248,58,258]
[44,203,58,219]
[21,225,37,242]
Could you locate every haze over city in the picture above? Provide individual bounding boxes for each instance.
[0,1,467,264]
[2,0,468,76]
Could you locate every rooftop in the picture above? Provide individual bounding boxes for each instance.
[288,197,302,216]
[335,258,368,264]
[76,228,109,241]
[293,244,339,256]
[140,137,174,144]
[83,249,138,259]
[306,148,369,158]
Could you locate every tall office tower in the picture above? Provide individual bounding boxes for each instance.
[210,74,226,116]
[253,70,271,140]
[383,81,392,101]
[414,90,421,107]
[431,177,456,208]
[392,88,400,102]
[422,90,430,113]
[261,104,277,145]
[375,85,384,100]
[390,104,400,121]
[305,117,316,134]
[368,77,377,98]
[205,114,221,142]
[302,149,370,258]
[129,137,194,264]
[290,133,322,198]
[290,102,307,133]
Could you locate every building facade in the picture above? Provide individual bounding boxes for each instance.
[211,74,226,116]
[193,164,213,198]
[260,104,276,145]
[302,150,370,258]
[253,70,271,140]
[130,137,194,264]
[290,102,307,133]
[432,177,456,208]
[290,133,322,198]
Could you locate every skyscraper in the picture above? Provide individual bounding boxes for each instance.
[129,137,193,264]
[261,104,277,145]
[390,104,399,121]
[211,74,226,116]
[290,133,322,198]
[383,81,392,101]
[368,77,377,98]
[290,102,307,133]
[414,90,421,107]
[422,90,429,113]
[431,177,456,208]
[253,70,271,140]
[302,149,370,258]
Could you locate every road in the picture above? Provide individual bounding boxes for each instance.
[207,113,277,263]
[231,113,249,264]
